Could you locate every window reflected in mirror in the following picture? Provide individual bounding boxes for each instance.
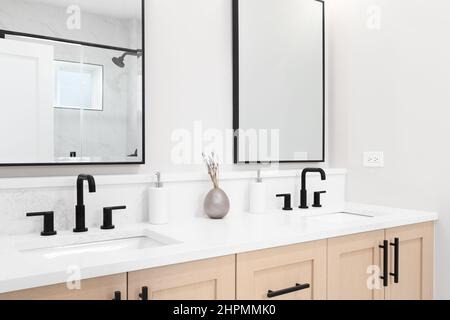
[54,61,103,111]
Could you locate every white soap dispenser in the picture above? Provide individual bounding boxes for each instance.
[249,169,267,214]
[148,172,170,225]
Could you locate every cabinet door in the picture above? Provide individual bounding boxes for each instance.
[128,255,235,300]
[236,241,327,300]
[385,222,434,300]
[0,274,127,300]
[328,230,385,300]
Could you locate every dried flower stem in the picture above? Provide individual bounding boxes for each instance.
[202,152,220,188]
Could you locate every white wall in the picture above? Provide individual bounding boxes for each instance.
[328,0,450,299]
[146,0,234,171]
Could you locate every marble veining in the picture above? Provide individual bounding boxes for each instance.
[0,170,347,236]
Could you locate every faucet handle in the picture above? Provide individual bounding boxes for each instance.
[276,194,293,211]
[312,191,327,208]
[26,211,57,236]
[101,206,126,230]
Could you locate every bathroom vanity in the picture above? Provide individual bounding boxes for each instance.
[0,203,437,300]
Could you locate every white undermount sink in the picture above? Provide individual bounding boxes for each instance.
[17,230,181,259]
[306,212,376,223]
[290,210,379,222]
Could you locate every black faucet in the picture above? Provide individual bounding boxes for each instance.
[299,168,326,209]
[74,174,96,233]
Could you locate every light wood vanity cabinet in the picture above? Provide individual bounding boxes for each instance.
[128,255,236,300]
[0,273,127,300]
[327,222,434,300]
[236,240,327,300]
[0,222,434,300]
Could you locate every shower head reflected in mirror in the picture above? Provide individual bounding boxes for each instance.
[112,50,142,68]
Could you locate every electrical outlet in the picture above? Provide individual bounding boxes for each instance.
[363,152,384,167]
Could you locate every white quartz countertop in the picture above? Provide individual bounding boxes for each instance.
[0,203,438,294]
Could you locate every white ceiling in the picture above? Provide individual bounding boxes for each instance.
[32,0,141,19]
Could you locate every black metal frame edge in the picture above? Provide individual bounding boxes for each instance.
[0,0,146,167]
[232,0,326,164]
[141,0,146,166]
[0,30,139,54]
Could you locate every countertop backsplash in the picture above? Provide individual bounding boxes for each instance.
[0,169,347,236]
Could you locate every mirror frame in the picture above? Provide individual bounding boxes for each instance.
[0,0,145,167]
[232,0,325,164]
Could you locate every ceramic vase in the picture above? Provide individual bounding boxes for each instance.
[204,188,230,219]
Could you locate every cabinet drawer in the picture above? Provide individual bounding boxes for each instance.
[0,273,127,300]
[236,241,327,300]
[128,255,236,300]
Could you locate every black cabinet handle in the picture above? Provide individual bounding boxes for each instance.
[267,283,310,298]
[379,240,389,287]
[139,286,149,300]
[112,291,121,301]
[390,238,400,283]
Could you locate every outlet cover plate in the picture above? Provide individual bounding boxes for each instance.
[363,152,384,168]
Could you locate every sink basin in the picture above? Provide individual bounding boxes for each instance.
[17,231,181,259]
[306,212,375,223]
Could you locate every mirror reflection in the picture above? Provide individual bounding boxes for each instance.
[0,0,144,164]
[234,0,325,163]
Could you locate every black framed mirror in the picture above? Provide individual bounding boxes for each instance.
[233,0,325,164]
[0,0,145,166]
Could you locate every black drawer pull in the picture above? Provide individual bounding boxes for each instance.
[390,238,400,283]
[379,240,389,287]
[112,291,121,301]
[139,286,149,300]
[267,283,310,298]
